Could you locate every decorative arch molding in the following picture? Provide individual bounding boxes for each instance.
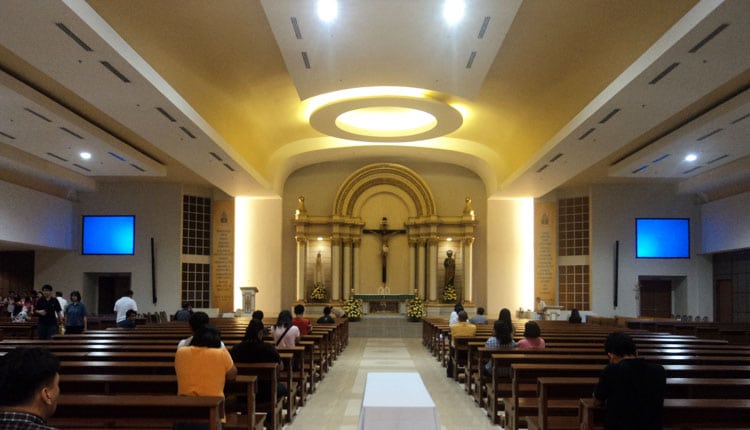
[333,163,436,218]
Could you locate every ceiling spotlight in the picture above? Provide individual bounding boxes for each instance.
[317,237,324,241]
[684,153,698,162]
[443,0,465,25]
[79,151,92,160]
[317,0,337,23]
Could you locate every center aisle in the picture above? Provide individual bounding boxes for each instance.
[286,336,502,429]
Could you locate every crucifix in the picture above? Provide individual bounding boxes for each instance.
[362,217,406,286]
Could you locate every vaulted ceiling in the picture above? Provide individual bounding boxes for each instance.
[0,0,748,202]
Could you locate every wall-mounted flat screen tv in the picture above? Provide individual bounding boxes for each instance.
[82,215,135,255]
[635,218,689,259]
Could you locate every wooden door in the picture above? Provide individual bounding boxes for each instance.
[716,278,733,323]
[97,274,131,314]
[640,280,672,318]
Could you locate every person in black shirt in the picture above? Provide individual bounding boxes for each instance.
[317,306,335,324]
[594,332,666,430]
[34,285,62,339]
[230,319,287,403]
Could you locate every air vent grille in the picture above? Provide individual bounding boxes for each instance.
[652,154,670,163]
[730,112,750,125]
[301,51,311,69]
[578,128,595,140]
[179,127,196,139]
[599,108,621,124]
[632,165,649,174]
[0,131,16,140]
[73,163,91,172]
[706,154,728,164]
[682,166,702,174]
[549,153,563,162]
[649,62,680,85]
[130,163,145,172]
[466,51,477,69]
[47,152,68,162]
[689,23,729,53]
[55,22,93,52]
[108,152,126,161]
[536,164,548,173]
[210,152,223,161]
[24,108,52,122]
[59,127,84,139]
[156,107,176,122]
[291,17,302,39]
[477,17,490,39]
[696,128,723,141]
[100,61,130,83]
[223,163,235,172]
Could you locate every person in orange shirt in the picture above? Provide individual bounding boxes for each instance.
[175,325,237,425]
[292,304,312,336]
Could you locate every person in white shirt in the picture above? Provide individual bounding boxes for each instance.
[55,291,68,319]
[114,290,137,327]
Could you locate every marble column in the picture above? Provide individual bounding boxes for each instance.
[332,239,342,301]
[343,239,352,297]
[463,237,475,303]
[428,238,438,302]
[352,240,360,300]
[409,240,417,297]
[295,237,307,301]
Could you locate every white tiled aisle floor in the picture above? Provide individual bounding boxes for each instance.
[285,336,503,430]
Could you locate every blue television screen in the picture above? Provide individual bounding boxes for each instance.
[635,218,689,259]
[82,215,135,255]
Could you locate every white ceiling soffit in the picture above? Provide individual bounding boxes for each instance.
[261,0,522,100]
[0,69,165,178]
[0,0,272,197]
[609,87,750,178]
[499,0,750,197]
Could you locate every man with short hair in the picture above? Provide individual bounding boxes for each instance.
[469,307,489,324]
[292,304,312,336]
[178,311,225,348]
[0,347,61,429]
[594,332,666,429]
[34,285,62,340]
[114,290,137,328]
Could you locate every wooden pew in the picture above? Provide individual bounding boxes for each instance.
[56,374,264,430]
[49,394,224,429]
[528,376,750,430]
[579,397,750,429]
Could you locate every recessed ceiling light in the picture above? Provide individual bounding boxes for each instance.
[79,151,92,160]
[336,107,437,138]
[443,0,465,25]
[447,237,453,241]
[317,0,337,22]
[684,153,698,162]
[317,237,323,241]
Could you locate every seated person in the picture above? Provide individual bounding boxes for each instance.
[568,308,582,324]
[317,306,335,324]
[0,347,61,429]
[119,309,138,329]
[252,309,270,335]
[594,332,666,429]
[484,319,516,376]
[469,306,489,324]
[449,303,463,325]
[178,311,226,349]
[517,320,545,349]
[448,310,477,377]
[273,310,300,348]
[231,319,287,403]
[292,304,312,335]
[174,302,193,322]
[175,325,237,425]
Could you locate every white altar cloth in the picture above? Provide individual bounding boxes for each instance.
[358,372,441,430]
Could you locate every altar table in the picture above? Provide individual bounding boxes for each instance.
[358,372,441,430]
[354,294,415,314]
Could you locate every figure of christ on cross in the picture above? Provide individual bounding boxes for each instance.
[362,217,407,286]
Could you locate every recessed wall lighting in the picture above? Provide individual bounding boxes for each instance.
[79,151,92,160]
[317,0,337,22]
[443,0,465,25]
[317,237,324,241]
[447,237,453,242]
[684,153,698,162]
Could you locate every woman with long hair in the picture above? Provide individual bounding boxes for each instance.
[272,309,300,348]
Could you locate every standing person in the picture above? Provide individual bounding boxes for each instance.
[175,325,237,426]
[230,319,287,404]
[292,304,312,335]
[34,285,62,339]
[517,320,545,349]
[594,332,666,430]
[317,306,335,324]
[0,348,61,429]
[174,302,193,322]
[535,296,547,318]
[114,290,137,328]
[64,291,88,334]
[273,310,300,348]
[469,307,489,324]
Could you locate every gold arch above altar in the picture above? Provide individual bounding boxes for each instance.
[293,163,477,306]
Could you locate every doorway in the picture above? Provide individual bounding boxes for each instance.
[96,273,132,315]
[639,279,672,318]
[716,278,733,323]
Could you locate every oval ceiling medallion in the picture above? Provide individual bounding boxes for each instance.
[308,90,463,142]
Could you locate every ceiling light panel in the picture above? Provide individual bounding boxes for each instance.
[261,0,522,100]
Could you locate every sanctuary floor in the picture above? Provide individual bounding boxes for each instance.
[286,316,503,429]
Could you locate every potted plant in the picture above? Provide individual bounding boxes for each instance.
[407,294,425,322]
[310,282,327,302]
[343,295,363,321]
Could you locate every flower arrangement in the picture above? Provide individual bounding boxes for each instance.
[343,295,363,321]
[406,295,425,321]
[310,282,327,302]
[442,284,457,303]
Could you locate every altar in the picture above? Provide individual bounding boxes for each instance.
[354,294,415,315]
